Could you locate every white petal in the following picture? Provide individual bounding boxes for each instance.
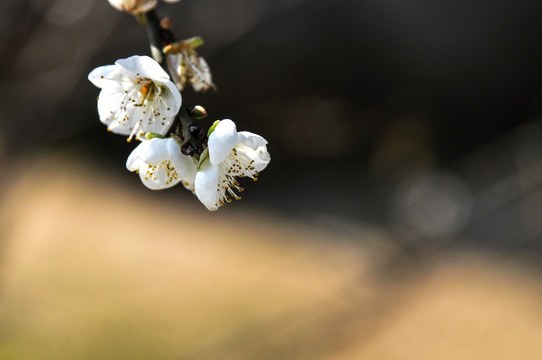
[133,0,157,12]
[195,161,222,211]
[88,65,123,89]
[140,138,170,163]
[253,153,270,173]
[208,119,238,165]
[135,98,173,135]
[107,0,124,10]
[228,143,270,176]
[116,55,170,81]
[167,139,197,190]
[108,0,157,13]
[90,62,138,135]
[190,56,214,92]
[236,131,270,173]
[126,140,151,171]
[138,162,179,190]
[237,131,268,150]
[96,90,131,134]
[246,147,270,173]
[159,79,183,116]
[166,53,185,90]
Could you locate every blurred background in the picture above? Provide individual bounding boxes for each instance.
[1,0,542,359]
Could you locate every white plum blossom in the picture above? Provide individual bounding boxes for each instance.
[126,137,197,190]
[195,119,270,211]
[88,55,182,141]
[107,0,180,14]
[164,37,216,92]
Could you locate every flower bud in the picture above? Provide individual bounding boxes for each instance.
[189,105,208,120]
[160,17,174,30]
[107,0,157,14]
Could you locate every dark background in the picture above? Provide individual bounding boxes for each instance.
[2,0,542,254]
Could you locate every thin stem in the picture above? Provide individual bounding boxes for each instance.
[142,10,166,65]
[179,107,206,156]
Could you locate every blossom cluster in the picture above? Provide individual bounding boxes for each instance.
[88,3,269,211]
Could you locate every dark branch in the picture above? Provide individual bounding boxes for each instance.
[141,9,205,155]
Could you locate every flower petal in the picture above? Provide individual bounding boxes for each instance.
[159,79,183,117]
[237,131,268,150]
[167,139,198,191]
[195,161,222,211]
[96,89,132,134]
[138,162,180,190]
[88,65,124,89]
[208,119,238,165]
[126,140,152,171]
[166,53,185,90]
[236,131,270,173]
[189,56,214,92]
[116,55,170,81]
[140,138,171,163]
[108,0,157,13]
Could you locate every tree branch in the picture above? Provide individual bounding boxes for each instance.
[141,9,206,156]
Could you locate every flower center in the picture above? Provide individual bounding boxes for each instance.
[217,169,244,206]
[225,146,258,178]
[214,146,261,206]
[136,79,156,105]
[144,160,180,186]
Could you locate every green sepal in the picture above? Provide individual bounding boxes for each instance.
[163,36,205,54]
[207,120,220,138]
[146,132,166,140]
[185,36,204,49]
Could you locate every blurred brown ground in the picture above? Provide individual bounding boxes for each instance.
[1,154,541,360]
